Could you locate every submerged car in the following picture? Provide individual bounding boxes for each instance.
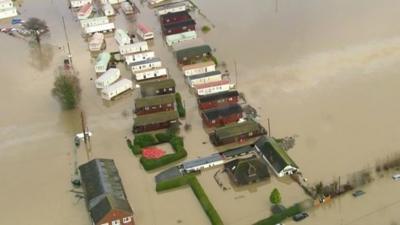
[293,212,309,222]
[352,190,365,197]
[392,174,400,181]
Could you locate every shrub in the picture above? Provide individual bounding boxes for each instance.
[134,134,158,147]
[175,93,186,118]
[201,25,211,33]
[270,188,282,205]
[52,73,81,110]
[155,132,175,143]
[156,174,194,192]
[210,55,218,66]
[254,203,303,225]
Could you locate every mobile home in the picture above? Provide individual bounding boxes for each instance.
[160,11,192,25]
[88,32,104,52]
[84,22,115,35]
[101,79,133,100]
[197,90,239,110]
[114,29,131,45]
[129,58,162,73]
[119,41,148,55]
[80,16,109,28]
[133,111,178,133]
[94,52,111,73]
[194,79,231,96]
[162,19,196,36]
[210,120,266,146]
[121,2,134,15]
[0,0,13,9]
[176,45,212,64]
[187,71,222,87]
[95,68,121,89]
[172,38,205,52]
[181,60,215,77]
[136,23,154,40]
[134,67,167,81]
[125,51,155,65]
[157,2,186,16]
[103,3,115,16]
[0,6,17,19]
[165,30,197,46]
[201,104,243,127]
[100,0,126,4]
[134,94,175,115]
[140,78,175,97]
[77,3,93,20]
[70,0,92,8]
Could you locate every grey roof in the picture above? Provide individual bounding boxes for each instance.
[188,70,221,81]
[224,156,270,186]
[182,153,223,170]
[140,79,176,96]
[202,104,242,121]
[198,90,239,104]
[176,45,212,62]
[129,57,161,67]
[135,94,175,108]
[214,120,264,140]
[90,195,133,224]
[221,145,255,158]
[172,38,205,52]
[134,110,179,126]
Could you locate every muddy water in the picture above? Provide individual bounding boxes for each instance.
[1,0,400,224]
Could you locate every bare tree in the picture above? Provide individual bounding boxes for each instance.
[22,17,49,46]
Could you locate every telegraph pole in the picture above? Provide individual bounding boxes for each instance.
[62,16,73,67]
[234,60,238,89]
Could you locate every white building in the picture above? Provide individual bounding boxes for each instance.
[88,32,104,52]
[136,23,154,40]
[165,30,197,46]
[95,68,120,89]
[0,0,17,19]
[181,61,215,77]
[157,2,186,16]
[194,79,231,96]
[182,153,224,173]
[101,79,132,100]
[119,41,148,55]
[100,0,126,4]
[129,58,162,73]
[103,3,115,16]
[80,16,109,28]
[84,22,115,35]
[70,0,92,8]
[125,51,155,65]
[114,29,131,45]
[134,67,167,81]
[94,52,111,73]
[187,71,222,87]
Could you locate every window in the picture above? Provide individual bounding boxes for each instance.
[123,217,132,223]
[112,220,121,225]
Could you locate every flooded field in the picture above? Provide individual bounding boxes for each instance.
[1,0,400,224]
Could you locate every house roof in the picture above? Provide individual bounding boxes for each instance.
[160,11,191,24]
[140,78,176,96]
[255,136,298,173]
[162,19,196,31]
[135,94,175,108]
[129,57,161,67]
[202,104,242,121]
[221,144,255,158]
[224,156,270,186]
[194,79,230,90]
[198,90,239,104]
[181,60,215,71]
[182,153,223,171]
[90,195,133,224]
[96,52,111,64]
[172,38,206,52]
[214,120,264,140]
[188,70,221,81]
[176,45,212,62]
[134,110,178,126]
[137,23,151,33]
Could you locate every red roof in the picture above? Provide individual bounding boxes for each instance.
[194,79,230,90]
[79,3,92,15]
[137,23,151,34]
[142,147,166,159]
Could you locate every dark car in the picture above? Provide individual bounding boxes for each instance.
[293,212,309,222]
[352,190,365,197]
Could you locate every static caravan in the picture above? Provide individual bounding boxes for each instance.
[94,52,111,73]
[0,0,13,9]
[100,0,126,4]
[161,19,196,36]
[165,30,197,46]
[136,23,154,40]
[130,58,162,73]
[84,22,115,35]
[125,51,155,65]
[187,71,222,87]
[119,41,148,55]
[181,60,215,77]
[0,6,17,19]
[70,0,92,8]
[134,67,167,81]
[101,79,132,100]
[95,68,121,89]
[80,16,109,28]
[156,3,186,16]
[194,79,230,96]
[77,3,93,20]
[121,2,134,15]
[172,38,205,52]
[160,11,192,26]
[88,33,104,52]
[103,3,115,16]
[114,29,131,45]
[197,91,239,110]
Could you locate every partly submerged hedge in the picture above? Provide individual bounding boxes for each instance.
[175,93,186,118]
[253,203,303,225]
[156,175,224,225]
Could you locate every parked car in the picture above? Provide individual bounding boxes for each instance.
[392,174,400,181]
[352,190,365,197]
[292,212,309,222]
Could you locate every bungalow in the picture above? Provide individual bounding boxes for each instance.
[133,110,179,133]
[176,45,212,64]
[133,67,167,81]
[129,58,162,73]
[140,78,176,97]
[181,60,216,77]
[134,94,175,115]
[224,156,270,186]
[94,52,111,73]
[194,79,231,96]
[161,19,196,36]
[165,30,197,46]
[125,51,155,65]
[197,90,239,110]
[70,0,92,8]
[119,41,149,55]
[254,136,299,177]
[160,11,192,25]
[210,120,266,146]
[157,2,187,16]
[187,70,221,87]
[79,158,135,225]
[201,104,243,127]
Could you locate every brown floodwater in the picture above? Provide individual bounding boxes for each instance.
[1,0,400,224]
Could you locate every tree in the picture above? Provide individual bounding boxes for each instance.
[52,72,81,110]
[22,17,49,46]
[269,188,282,205]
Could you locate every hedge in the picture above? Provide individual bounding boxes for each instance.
[253,203,303,225]
[155,132,175,143]
[156,176,224,225]
[175,93,186,118]
[134,134,158,147]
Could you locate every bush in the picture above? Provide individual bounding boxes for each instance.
[254,203,303,225]
[270,188,282,205]
[126,139,142,155]
[134,134,158,147]
[156,174,194,192]
[155,132,175,143]
[201,25,211,33]
[52,73,81,110]
[210,55,218,66]
[175,93,186,118]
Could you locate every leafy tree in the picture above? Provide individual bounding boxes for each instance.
[270,188,282,205]
[52,73,81,110]
[22,17,49,45]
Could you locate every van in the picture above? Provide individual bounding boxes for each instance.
[392,174,400,181]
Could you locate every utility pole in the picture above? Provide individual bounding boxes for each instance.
[267,118,271,137]
[234,60,238,89]
[62,16,73,67]
[80,111,91,160]
[275,0,279,13]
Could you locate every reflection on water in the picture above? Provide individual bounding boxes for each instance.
[28,43,55,71]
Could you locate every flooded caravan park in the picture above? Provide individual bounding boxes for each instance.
[1,0,400,224]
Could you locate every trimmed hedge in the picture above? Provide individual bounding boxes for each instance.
[175,93,186,118]
[134,134,158,147]
[253,203,303,225]
[155,132,175,143]
[156,176,224,225]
